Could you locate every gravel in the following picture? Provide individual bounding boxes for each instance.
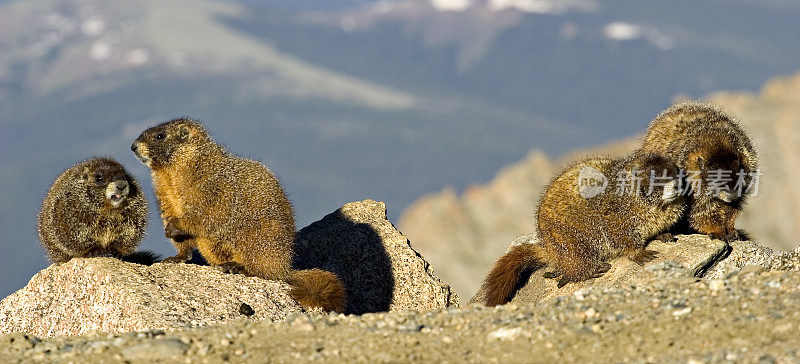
[2,264,799,363]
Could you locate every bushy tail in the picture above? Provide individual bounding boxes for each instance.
[119,250,161,266]
[288,269,347,313]
[480,243,546,306]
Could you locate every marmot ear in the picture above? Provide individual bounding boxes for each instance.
[80,167,91,181]
[178,125,190,141]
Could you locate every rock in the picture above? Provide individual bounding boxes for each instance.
[470,234,729,304]
[0,257,302,337]
[294,199,459,314]
[487,327,524,341]
[773,246,800,271]
[5,267,800,362]
[506,233,538,249]
[703,241,775,279]
[0,199,457,337]
[704,241,800,279]
[707,279,725,291]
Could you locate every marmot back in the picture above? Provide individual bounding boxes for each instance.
[479,153,686,306]
[38,157,150,264]
[132,118,345,312]
[639,102,758,241]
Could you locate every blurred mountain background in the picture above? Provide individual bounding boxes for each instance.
[1,0,799,299]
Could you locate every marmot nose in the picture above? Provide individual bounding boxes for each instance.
[115,180,128,190]
[131,143,138,152]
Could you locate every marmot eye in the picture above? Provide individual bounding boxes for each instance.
[155,133,166,141]
[94,174,103,183]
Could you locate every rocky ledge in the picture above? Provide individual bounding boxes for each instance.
[0,200,458,338]
[2,263,800,362]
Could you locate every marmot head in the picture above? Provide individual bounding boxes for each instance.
[682,135,750,204]
[628,153,683,206]
[73,158,138,209]
[131,118,209,169]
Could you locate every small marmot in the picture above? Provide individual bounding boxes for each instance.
[131,118,346,312]
[480,153,686,306]
[38,157,155,265]
[638,102,758,241]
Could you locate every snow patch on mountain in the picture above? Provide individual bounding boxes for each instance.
[487,0,598,14]
[603,22,674,50]
[430,0,473,12]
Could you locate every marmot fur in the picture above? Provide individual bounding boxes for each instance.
[639,102,758,241]
[132,118,346,312]
[480,153,686,306]
[38,157,154,265]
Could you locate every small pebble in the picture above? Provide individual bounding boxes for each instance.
[239,303,255,316]
[708,279,725,291]
[672,307,692,317]
[487,327,524,341]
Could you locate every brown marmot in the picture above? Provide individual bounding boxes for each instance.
[480,153,687,306]
[638,102,758,241]
[131,118,346,312]
[38,157,155,264]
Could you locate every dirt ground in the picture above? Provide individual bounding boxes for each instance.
[2,264,799,363]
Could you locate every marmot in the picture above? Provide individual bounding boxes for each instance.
[131,118,346,312]
[38,157,155,265]
[480,153,686,306]
[638,102,758,241]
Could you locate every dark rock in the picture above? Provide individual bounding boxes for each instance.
[294,199,459,314]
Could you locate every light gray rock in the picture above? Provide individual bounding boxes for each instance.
[704,241,800,279]
[294,199,459,314]
[773,246,800,271]
[0,257,302,338]
[506,233,538,249]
